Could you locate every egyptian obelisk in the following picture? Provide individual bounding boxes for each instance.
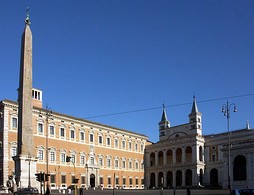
[13,9,37,188]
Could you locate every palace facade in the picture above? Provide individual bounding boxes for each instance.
[145,98,254,190]
[0,90,150,190]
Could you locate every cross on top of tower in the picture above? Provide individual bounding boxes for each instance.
[25,7,31,25]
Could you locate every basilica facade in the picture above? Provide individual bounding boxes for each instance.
[145,98,254,190]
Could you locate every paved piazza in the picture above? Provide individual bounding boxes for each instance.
[70,189,227,195]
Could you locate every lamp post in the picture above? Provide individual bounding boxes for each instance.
[221,100,237,192]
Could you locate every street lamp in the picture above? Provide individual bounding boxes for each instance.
[221,100,237,191]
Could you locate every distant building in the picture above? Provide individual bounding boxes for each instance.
[0,92,150,189]
[145,97,254,189]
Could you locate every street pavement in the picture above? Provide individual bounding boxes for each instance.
[54,189,227,195]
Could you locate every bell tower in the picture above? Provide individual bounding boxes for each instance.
[188,96,202,135]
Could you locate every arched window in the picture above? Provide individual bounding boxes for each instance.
[185,146,192,162]
[158,151,164,166]
[199,146,203,161]
[233,155,246,181]
[150,153,155,167]
[176,148,182,163]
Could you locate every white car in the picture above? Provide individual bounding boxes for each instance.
[230,189,254,195]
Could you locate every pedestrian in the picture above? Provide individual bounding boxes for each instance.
[79,187,83,195]
[187,187,191,195]
[45,186,50,195]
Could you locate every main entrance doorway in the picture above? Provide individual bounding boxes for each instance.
[90,174,95,188]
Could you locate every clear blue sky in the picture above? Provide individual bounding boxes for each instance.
[1,0,254,142]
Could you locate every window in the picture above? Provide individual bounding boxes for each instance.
[60,128,65,137]
[107,137,111,146]
[135,143,138,152]
[61,175,66,184]
[115,159,119,168]
[50,175,56,183]
[116,177,119,185]
[12,117,18,128]
[71,154,75,163]
[129,161,132,169]
[141,161,144,170]
[141,178,144,185]
[70,130,75,139]
[99,158,103,167]
[123,178,126,185]
[135,161,139,169]
[80,132,84,141]
[99,177,103,185]
[115,139,118,148]
[98,135,103,144]
[71,176,75,184]
[38,150,43,160]
[80,156,85,165]
[122,140,125,149]
[81,176,85,184]
[129,178,133,185]
[11,147,17,157]
[90,134,94,143]
[107,158,111,167]
[90,157,94,165]
[50,126,55,136]
[122,160,126,169]
[108,177,111,185]
[38,123,43,133]
[141,144,144,152]
[60,153,66,162]
[50,151,55,162]
[135,178,138,185]
[129,142,132,150]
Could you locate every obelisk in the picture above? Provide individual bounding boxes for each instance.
[13,9,37,188]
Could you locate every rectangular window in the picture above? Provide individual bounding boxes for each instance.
[50,175,56,183]
[141,144,144,152]
[115,139,118,148]
[12,118,18,128]
[107,159,111,167]
[50,126,55,136]
[60,128,65,137]
[90,134,94,142]
[38,123,43,133]
[141,178,144,185]
[81,176,85,184]
[129,142,132,150]
[61,175,66,184]
[11,147,17,157]
[91,157,94,165]
[71,176,75,184]
[135,143,138,151]
[122,140,125,149]
[100,177,103,185]
[123,178,126,185]
[38,150,43,160]
[71,154,75,163]
[60,153,66,162]
[80,132,84,141]
[135,162,139,169]
[122,160,126,169]
[50,152,55,161]
[115,178,119,185]
[107,137,111,146]
[115,159,118,168]
[129,161,132,169]
[108,177,111,185]
[129,178,133,185]
[99,158,103,166]
[80,156,85,165]
[98,135,103,144]
[71,130,75,139]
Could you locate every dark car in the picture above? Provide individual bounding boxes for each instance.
[16,187,39,195]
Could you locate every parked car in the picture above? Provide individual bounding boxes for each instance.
[15,187,39,195]
[230,189,254,195]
